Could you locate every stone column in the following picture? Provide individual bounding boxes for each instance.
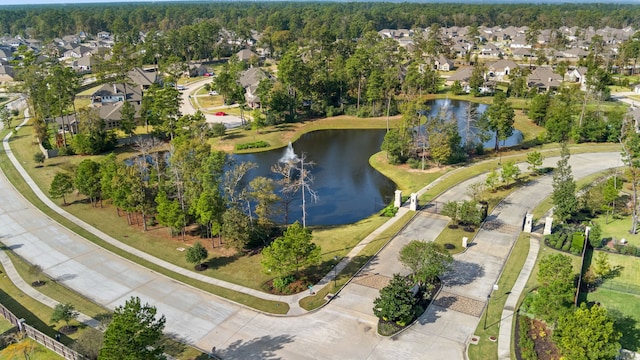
[409,193,418,211]
[543,216,553,235]
[394,190,402,208]
[523,213,533,233]
[462,237,468,248]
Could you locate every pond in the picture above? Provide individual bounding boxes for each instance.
[235,129,396,226]
[235,99,523,226]
[421,98,523,148]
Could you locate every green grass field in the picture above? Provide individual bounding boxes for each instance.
[593,215,640,247]
[0,338,63,359]
[587,252,640,351]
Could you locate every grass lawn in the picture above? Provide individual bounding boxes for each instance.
[6,251,108,320]
[76,85,102,97]
[195,94,224,108]
[0,260,82,345]
[593,215,640,247]
[0,317,14,334]
[467,233,531,360]
[369,151,445,194]
[0,338,63,359]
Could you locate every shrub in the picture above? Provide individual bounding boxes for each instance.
[235,141,269,150]
[272,275,295,292]
[518,316,538,360]
[570,233,584,255]
[407,158,421,169]
[558,232,568,248]
[380,204,398,217]
[561,240,571,252]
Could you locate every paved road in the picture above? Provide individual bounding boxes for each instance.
[179,78,245,129]
[0,112,621,360]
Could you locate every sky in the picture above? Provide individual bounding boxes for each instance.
[4,0,639,6]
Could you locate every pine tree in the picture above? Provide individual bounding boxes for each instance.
[552,142,577,222]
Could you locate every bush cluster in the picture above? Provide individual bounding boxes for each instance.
[545,228,584,255]
[235,140,269,150]
[518,315,538,360]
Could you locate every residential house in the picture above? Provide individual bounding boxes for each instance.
[527,66,562,92]
[479,43,502,57]
[510,34,530,49]
[239,67,271,108]
[188,63,208,77]
[445,67,473,86]
[63,45,92,59]
[90,83,142,106]
[565,67,588,91]
[562,47,588,59]
[73,54,98,72]
[51,113,78,135]
[432,54,455,71]
[237,49,259,62]
[127,67,158,90]
[0,47,13,61]
[96,31,111,40]
[511,47,534,59]
[486,59,518,80]
[0,64,15,82]
[99,101,141,131]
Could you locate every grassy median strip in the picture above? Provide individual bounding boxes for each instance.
[467,232,531,360]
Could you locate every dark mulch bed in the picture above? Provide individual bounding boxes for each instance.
[58,325,77,335]
[194,264,208,271]
[31,280,46,287]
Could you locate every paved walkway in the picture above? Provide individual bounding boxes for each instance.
[497,232,541,359]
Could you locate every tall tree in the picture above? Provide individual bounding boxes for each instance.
[531,253,575,323]
[620,116,640,234]
[74,159,102,207]
[480,91,515,151]
[552,142,578,223]
[554,303,621,360]
[398,240,453,288]
[100,296,166,360]
[260,221,321,278]
[49,172,74,205]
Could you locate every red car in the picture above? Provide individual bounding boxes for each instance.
[203,73,212,77]
[215,111,226,116]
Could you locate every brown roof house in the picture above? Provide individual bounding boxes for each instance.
[527,66,563,92]
[486,59,518,80]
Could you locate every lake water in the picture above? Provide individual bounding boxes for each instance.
[235,129,396,226]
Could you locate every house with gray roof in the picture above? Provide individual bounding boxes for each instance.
[239,67,271,108]
[527,66,562,92]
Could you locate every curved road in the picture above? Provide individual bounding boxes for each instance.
[0,111,621,360]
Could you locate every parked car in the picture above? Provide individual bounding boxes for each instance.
[215,111,226,116]
[209,90,218,95]
[204,73,212,77]
[177,85,186,91]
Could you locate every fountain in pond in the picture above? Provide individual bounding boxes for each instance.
[279,142,300,163]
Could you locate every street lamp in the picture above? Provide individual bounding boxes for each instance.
[484,294,491,330]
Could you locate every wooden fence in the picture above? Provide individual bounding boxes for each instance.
[0,302,85,360]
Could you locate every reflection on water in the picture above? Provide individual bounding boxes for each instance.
[235,129,396,226]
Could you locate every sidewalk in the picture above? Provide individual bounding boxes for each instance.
[0,250,100,329]
[497,232,541,360]
[1,111,416,317]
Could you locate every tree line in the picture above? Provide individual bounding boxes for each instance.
[2,3,640,42]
